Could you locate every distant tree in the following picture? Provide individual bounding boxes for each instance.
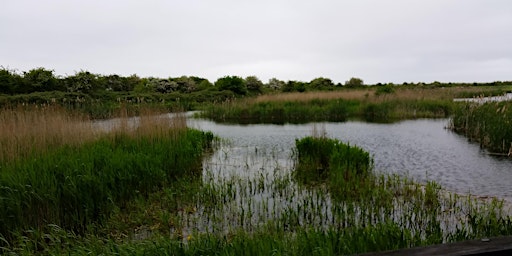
[22,67,59,93]
[375,83,395,96]
[197,79,213,91]
[133,78,156,93]
[125,74,142,92]
[266,78,285,91]
[344,77,364,88]
[66,71,101,93]
[245,76,263,94]
[282,80,306,92]
[0,67,21,94]
[308,77,334,90]
[174,76,197,93]
[215,76,247,95]
[147,78,178,93]
[100,74,123,91]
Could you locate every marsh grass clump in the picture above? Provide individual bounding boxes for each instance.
[294,136,371,186]
[450,101,512,155]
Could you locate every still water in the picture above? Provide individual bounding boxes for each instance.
[188,117,512,202]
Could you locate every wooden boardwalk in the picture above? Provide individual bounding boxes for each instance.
[360,236,512,256]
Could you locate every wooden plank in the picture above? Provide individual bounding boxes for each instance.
[359,236,512,256]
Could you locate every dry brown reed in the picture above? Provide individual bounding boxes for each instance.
[252,87,500,103]
[253,90,372,103]
[0,105,186,163]
[0,105,98,163]
[134,110,187,139]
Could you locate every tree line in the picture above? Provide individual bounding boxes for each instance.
[2,67,509,98]
[0,67,370,96]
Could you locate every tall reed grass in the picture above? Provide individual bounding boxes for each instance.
[0,106,214,247]
[450,101,512,155]
[199,87,469,123]
[0,105,98,163]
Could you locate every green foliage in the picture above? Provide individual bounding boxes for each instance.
[215,76,248,95]
[308,77,335,90]
[0,129,214,241]
[265,78,285,91]
[282,80,307,92]
[99,74,141,92]
[21,68,62,93]
[345,77,364,88]
[65,71,102,93]
[375,83,396,96]
[0,68,21,94]
[245,76,264,94]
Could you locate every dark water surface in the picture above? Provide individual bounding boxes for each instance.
[188,117,512,202]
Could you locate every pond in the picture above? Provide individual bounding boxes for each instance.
[188,117,512,203]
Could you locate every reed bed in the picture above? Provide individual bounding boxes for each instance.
[254,86,508,103]
[201,97,453,123]
[450,101,512,155]
[200,86,511,123]
[0,106,215,250]
[0,106,98,163]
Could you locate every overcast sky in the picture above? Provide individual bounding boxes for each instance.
[1,0,511,84]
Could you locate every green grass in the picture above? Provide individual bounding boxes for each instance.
[0,128,214,246]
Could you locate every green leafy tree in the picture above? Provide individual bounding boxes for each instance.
[215,76,247,95]
[66,71,101,93]
[22,67,59,93]
[125,74,142,92]
[133,78,156,93]
[146,78,178,93]
[0,67,21,94]
[174,76,198,93]
[282,80,306,92]
[375,83,395,96]
[308,77,334,90]
[197,79,213,91]
[345,77,364,88]
[100,74,138,92]
[245,76,263,94]
[266,78,285,91]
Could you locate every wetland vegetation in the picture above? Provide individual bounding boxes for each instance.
[2,67,512,254]
[450,101,512,155]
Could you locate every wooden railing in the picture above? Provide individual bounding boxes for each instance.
[360,236,512,256]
